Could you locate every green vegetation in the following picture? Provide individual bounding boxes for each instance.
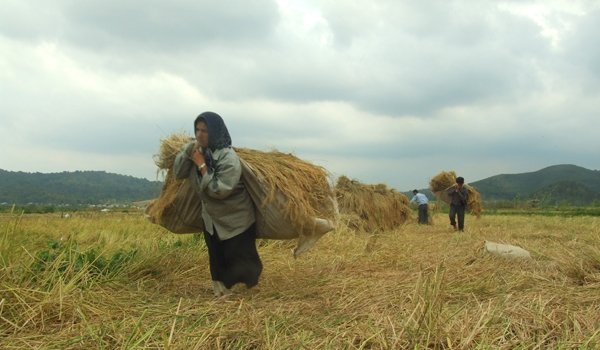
[481,202,600,217]
[29,239,138,290]
[415,200,600,218]
[425,200,600,217]
[0,169,162,205]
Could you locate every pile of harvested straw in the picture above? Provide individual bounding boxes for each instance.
[429,170,482,217]
[335,176,412,232]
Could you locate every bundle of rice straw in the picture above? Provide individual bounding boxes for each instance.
[429,171,458,194]
[335,176,412,232]
[426,204,435,225]
[235,148,337,228]
[146,133,338,256]
[145,165,205,234]
[153,133,194,170]
[428,170,482,217]
[145,134,202,233]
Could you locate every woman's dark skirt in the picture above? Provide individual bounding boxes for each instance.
[203,223,262,289]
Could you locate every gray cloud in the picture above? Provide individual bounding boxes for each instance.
[562,9,600,86]
[1,1,599,190]
[169,1,552,116]
[64,0,279,51]
[0,1,279,50]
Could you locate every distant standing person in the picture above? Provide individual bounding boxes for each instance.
[410,189,429,224]
[173,111,262,297]
[446,176,468,231]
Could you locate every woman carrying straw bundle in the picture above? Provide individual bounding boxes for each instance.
[173,111,262,297]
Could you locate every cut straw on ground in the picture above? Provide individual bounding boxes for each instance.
[1,213,599,348]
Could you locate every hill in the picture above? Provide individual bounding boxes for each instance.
[406,164,600,205]
[0,169,162,205]
[470,164,600,205]
[5,164,600,207]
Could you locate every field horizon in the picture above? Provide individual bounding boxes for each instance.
[1,210,599,349]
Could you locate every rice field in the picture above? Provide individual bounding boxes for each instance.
[1,210,599,349]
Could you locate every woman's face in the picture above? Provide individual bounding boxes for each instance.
[195,121,209,148]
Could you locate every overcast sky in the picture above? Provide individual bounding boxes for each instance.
[2,1,599,191]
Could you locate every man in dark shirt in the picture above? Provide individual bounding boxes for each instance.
[446,176,468,231]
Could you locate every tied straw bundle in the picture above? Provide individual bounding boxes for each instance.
[146,134,196,225]
[429,171,482,217]
[335,176,412,232]
[148,133,336,231]
[235,148,336,228]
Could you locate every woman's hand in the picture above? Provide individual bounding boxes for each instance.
[191,144,205,168]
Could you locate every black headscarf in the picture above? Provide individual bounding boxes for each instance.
[194,111,232,151]
[194,111,232,171]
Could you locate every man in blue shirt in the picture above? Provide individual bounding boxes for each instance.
[410,189,429,224]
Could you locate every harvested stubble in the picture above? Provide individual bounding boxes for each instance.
[429,170,483,217]
[335,175,412,232]
[148,133,335,230]
[2,212,600,348]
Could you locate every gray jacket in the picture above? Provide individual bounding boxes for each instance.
[173,142,255,240]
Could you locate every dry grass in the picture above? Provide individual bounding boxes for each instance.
[335,176,413,233]
[1,210,600,349]
[429,171,483,218]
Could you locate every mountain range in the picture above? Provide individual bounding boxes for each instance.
[468,164,600,205]
[1,164,600,206]
[0,169,162,206]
